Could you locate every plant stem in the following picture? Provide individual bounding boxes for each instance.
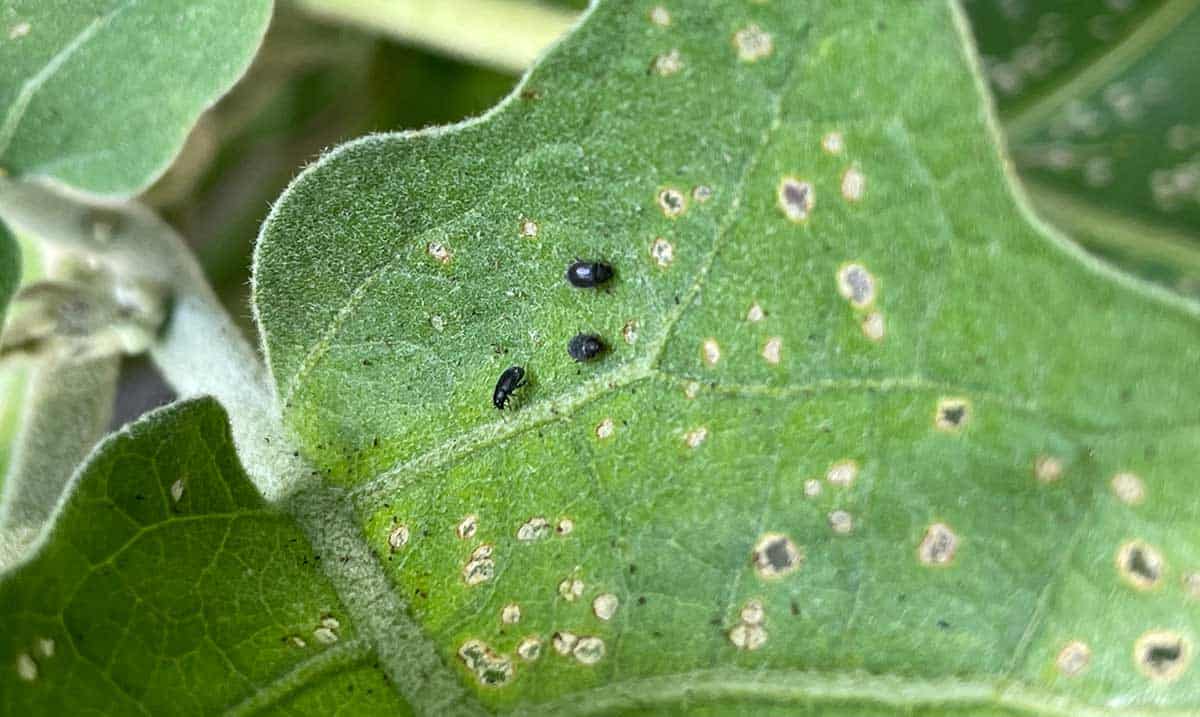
[292,0,578,74]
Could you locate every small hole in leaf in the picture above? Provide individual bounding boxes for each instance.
[658,188,687,217]
[1134,630,1192,683]
[777,177,814,222]
[752,532,803,579]
[1117,540,1164,590]
[934,398,970,432]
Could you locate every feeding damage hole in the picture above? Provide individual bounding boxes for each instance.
[517,517,551,541]
[733,24,774,62]
[1034,455,1064,484]
[649,5,671,26]
[836,263,876,308]
[458,640,514,687]
[456,515,478,540]
[650,237,674,267]
[1116,540,1164,590]
[826,459,858,487]
[918,523,958,566]
[427,242,453,264]
[595,417,615,440]
[777,177,814,222]
[752,533,803,579]
[856,312,884,342]
[1134,630,1193,683]
[593,593,619,621]
[517,636,542,661]
[1111,472,1145,505]
[519,219,538,238]
[658,188,687,217]
[761,337,782,365]
[1055,640,1091,677]
[934,398,970,432]
[388,523,410,551]
[729,599,767,650]
[828,510,853,535]
[841,167,866,202]
[651,49,683,76]
[821,132,844,154]
[702,338,721,367]
[501,604,521,624]
[684,427,708,448]
[463,545,495,586]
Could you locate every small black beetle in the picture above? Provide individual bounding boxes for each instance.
[565,260,614,288]
[493,365,527,410]
[567,333,606,362]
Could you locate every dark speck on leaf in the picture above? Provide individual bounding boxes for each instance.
[937,619,950,630]
[637,596,647,605]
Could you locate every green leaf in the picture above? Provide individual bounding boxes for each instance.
[0,397,413,715]
[252,0,1200,712]
[0,0,273,197]
[965,0,1200,296]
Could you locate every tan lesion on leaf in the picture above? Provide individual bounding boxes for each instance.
[1116,539,1164,591]
[649,6,671,27]
[826,459,858,487]
[456,514,478,540]
[657,187,687,217]
[729,599,767,650]
[1034,454,1063,483]
[1055,640,1091,677]
[733,24,774,62]
[761,337,782,365]
[777,177,814,222]
[1134,630,1192,683]
[650,237,675,267]
[841,166,866,201]
[651,49,683,76]
[861,311,885,342]
[918,523,958,566]
[463,544,495,586]
[1111,472,1145,505]
[458,639,514,687]
[701,338,721,366]
[836,263,876,308]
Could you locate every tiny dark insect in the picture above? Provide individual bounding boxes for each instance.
[492,365,527,410]
[567,333,605,362]
[565,260,614,288]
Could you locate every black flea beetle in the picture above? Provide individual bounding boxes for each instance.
[493,365,527,409]
[567,333,606,362]
[565,260,614,288]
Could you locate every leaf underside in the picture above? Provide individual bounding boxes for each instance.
[4,0,1200,715]
[0,0,272,197]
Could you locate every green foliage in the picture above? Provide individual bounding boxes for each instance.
[0,398,411,715]
[0,0,272,197]
[966,0,1200,295]
[251,0,1200,712]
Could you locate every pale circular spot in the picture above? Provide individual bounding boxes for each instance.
[752,532,803,579]
[1111,472,1145,505]
[934,398,971,432]
[291,636,307,648]
[502,603,521,624]
[1134,630,1192,683]
[458,639,513,687]
[828,510,853,535]
[9,22,31,40]
[313,626,338,645]
[657,187,687,217]
[35,638,54,659]
[556,518,575,536]
[592,593,619,621]
[918,523,958,566]
[430,315,446,332]
[733,24,774,62]
[746,302,765,322]
[836,263,876,307]
[777,177,814,222]
[825,459,858,487]
[427,242,452,264]
[517,636,542,661]
[650,237,675,267]
[649,5,671,26]
[519,219,538,238]
[684,426,708,448]
[15,653,36,682]
[1116,539,1164,590]
[702,338,721,366]
[572,636,606,665]
[321,615,340,631]
[683,381,700,399]
[651,49,683,76]
[821,132,844,154]
[388,523,410,551]
[861,311,885,342]
[761,337,782,365]
[692,185,713,203]
[1034,455,1064,483]
[728,623,767,650]
[841,167,866,201]
[517,517,550,541]
[595,418,615,440]
[170,479,184,503]
[558,577,584,602]
[1055,640,1091,677]
[456,515,478,540]
[740,600,764,626]
[803,479,822,497]
[463,545,495,586]
[552,631,578,655]
[622,319,639,345]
